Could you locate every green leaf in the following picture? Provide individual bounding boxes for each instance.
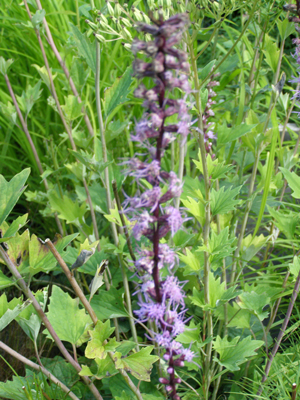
[0,168,30,225]
[190,272,241,310]
[0,214,28,243]
[69,24,96,73]
[31,9,46,28]
[176,321,201,344]
[48,191,86,223]
[279,167,300,199]
[277,19,295,41]
[61,94,83,122]
[25,233,78,275]
[115,346,159,382]
[0,299,32,331]
[115,391,135,400]
[0,57,14,76]
[237,291,270,321]
[18,314,41,342]
[193,151,234,181]
[0,270,14,289]
[268,207,299,240]
[199,59,216,81]
[197,227,236,269]
[289,256,300,280]
[215,303,251,329]
[213,335,264,371]
[217,123,257,145]
[85,320,116,359]
[263,35,280,73]
[44,285,92,345]
[104,67,133,116]
[210,186,241,216]
[90,288,128,319]
[32,64,57,90]
[240,234,269,263]
[178,248,202,274]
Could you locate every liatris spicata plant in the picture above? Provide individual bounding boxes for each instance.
[123,13,194,400]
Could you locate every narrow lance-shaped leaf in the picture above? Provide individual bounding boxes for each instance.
[0,168,30,225]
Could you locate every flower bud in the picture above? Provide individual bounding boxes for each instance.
[106,1,115,15]
[159,377,169,384]
[94,33,106,43]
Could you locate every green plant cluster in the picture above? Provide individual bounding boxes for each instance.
[1,0,300,399]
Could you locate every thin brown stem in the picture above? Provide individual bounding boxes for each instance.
[30,0,95,137]
[0,246,103,400]
[0,341,80,400]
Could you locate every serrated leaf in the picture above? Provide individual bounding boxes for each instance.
[90,288,128,319]
[197,227,236,269]
[178,248,201,274]
[18,314,41,342]
[0,214,28,243]
[0,57,14,76]
[44,285,92,344]
[237,291,270,321]
[0,299,32,331]
[48,191,86,223]
[115,346,159,382]
[240,234,269,262]
[289,256,300,279]
[268,207,299,239]
[213,335,264,371]
[16,81,43,117]
[26,233,78,275]
[217,123,257,145]
[0,270,14,289]
[193,151,234,181]
[279,167,300,199]
[85,320,116,359]
[176,321,201,344]
[104,67,133,116]
[0,169,30,225]
[32,64,57,90]
[214,303,251,329]
[61,94,83,122]
[69,24,96,73]
[31,9,46,27]
[210,186,241,216]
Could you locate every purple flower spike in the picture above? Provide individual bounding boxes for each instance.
[123,13,194,399]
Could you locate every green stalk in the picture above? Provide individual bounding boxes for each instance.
[200,0,260,88]
[188,33,212,397]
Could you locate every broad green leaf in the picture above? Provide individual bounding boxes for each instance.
[104,67,133,116]
[217,123,257,145]
[176,321,201,344]
[32,64,57,90]
[61,95,83,122]
[210,186,241,216]
[0,270,14,289]
[0,56,14,75]
[213,335,264,371]
[240,234,269,262]
[263,35,280,73]
[31,9,46,28]
[89,261,106,302]
[268,207,299,239]
[16,81,43,117]
[115,391,134,400]
[18,314,41,342]
[289,256,300,280]
[190,272,241,310]
[48,191,86,223]
[0,168,30,225]
[0,375,29,400]
[181,196,204,226]
[0,293,21,317]
[178,248,202,274]
[115,346,159,381]
[193,151,234,180]
[215,303,251,329]
[237,291,270,321]
[277,19,295,40]
[197,227,236,269]
[25,233,78,275]
[90,288,128,319]
[279,167,300,198]
[199,59,216,81]
[44,285,92,344]
[69,24,96,73]
[0,299,31,331]
[85,320,116,359]
[0,214,28,243]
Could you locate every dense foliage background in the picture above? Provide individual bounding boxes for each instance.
[1,0,300,399]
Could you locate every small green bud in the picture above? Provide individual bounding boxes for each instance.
[114,3,122,18]
[94,33,106,43]
[106,1,115,15]
[85,19,98,31]
[122,26,132,41]
[134,9,143,22]
[120,16,131,28]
